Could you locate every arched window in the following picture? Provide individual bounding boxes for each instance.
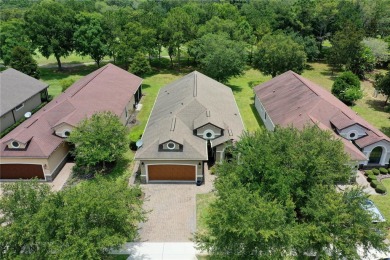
[368,147,383,164]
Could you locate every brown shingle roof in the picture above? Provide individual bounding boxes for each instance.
[254,71,389,161]
[1,64,142,158]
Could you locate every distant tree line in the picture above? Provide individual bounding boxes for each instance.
[1,0,389,82]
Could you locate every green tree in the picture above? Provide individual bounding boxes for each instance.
[0,19,32,66]
[68,111,128,172]
[332,71,363,105]
[362,38,389,66]
[195,127,388,258]
[74,12,109,67]
[162,7,195,67]
[24,0,76,70]
[0,177,145,259]
[0,180,51,259]
[374,71,390,106]
[189,33,246,83]
[9,46,40,79]
[129,52,152,77]
[253,33,307,77]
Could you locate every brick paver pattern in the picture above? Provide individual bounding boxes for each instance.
[138,163,215,242]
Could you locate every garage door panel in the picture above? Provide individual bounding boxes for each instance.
[0,164,44,179]
[148,165,195,181]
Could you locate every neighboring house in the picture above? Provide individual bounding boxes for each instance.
[254,71,390,168]
[135,71,245,183]
[0,63,142,181]
[0,68,49,132]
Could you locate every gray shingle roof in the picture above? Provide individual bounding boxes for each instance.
[0,68,48,116]
[135,71,245,160]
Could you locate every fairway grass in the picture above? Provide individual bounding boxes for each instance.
[370,178,390,239]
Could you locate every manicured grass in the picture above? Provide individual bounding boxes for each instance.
[104,254,130,260]
[227,68,269,132]
[196,193,215,233]
[34,51,107,66]
[40,65,101,98]
[303,62,390,137]
[370,178,390,239]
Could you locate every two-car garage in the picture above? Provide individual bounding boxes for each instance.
[0,164,45,179]
[147,164,197,182]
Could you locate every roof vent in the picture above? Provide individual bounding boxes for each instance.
[170,117,176,131]
[206,110,210,117]
[193,74,197,97]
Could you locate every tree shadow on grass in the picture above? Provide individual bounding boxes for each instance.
[142,84,151,89]
[250,103,265,129]
[226,83,242,93]
[365,99,389,113]
[248,80,261,88]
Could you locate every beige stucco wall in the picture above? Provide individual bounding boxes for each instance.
[139,160,203,183]
[47,142,69,175]
[119,96,135,124]
[0,111,15,132]
[54,123,74,137]
[215,143,229,163]
[338,124,367,140]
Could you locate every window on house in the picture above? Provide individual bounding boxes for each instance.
[15,103,24,111]
[167,142,176,150]
[265,112,267,120]
[11,141,20,148]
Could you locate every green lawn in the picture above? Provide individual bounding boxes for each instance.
[196,193,215,234]
[370,178,390,239]
[34,51,109,66]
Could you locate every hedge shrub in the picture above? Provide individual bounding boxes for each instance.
[379,167,388,174]
[370,180,380,188]
[375,184,387,194]
[367,174,377,182]
[365,170,373,176]
[372,168,380,175]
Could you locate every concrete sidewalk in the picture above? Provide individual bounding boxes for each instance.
[111,242,202,260]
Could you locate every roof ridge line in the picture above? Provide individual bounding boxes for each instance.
[71,65,109,97]
[291,72,320,97]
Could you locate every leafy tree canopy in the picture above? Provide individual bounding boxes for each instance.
[253,33,307,77]
[74,12,109,67]
[68,111,129,171]
[195,126,388,259]
[0,177,145,259]
[129,52,152,77]
[9,46,40,79]
[190,33,247,83]
[24,0,76,70]
[374,71,390,106]
[362,37,390,65]
[332,71,363,105]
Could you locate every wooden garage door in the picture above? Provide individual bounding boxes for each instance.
[148,165,195,181]
[0,164,44,179]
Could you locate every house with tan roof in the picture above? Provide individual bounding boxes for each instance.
[254,70,390,168]
[135,71,245,183]
[0,68,49,132]
[0,64,142,181]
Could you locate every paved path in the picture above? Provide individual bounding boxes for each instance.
[337,170,376,195]
[50,162,74,191]
[111,242,202,260]
[138,163,215,242]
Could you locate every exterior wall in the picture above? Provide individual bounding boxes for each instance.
[0,157,48,180]
[215,142,229,163]
[338,124,367,140]
[13,93,42,123]
[1,93,43,133]
[361,140,390,166]
[54,123,74,137]
[119,95,135,124]
[47,142,70,181]
[196,124,222,139]
[254,95,275,131]
[139,160,203,183]
[162,141,181,150]
[0,111,15,132]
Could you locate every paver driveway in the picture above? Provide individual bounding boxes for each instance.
[138,164,215,242]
